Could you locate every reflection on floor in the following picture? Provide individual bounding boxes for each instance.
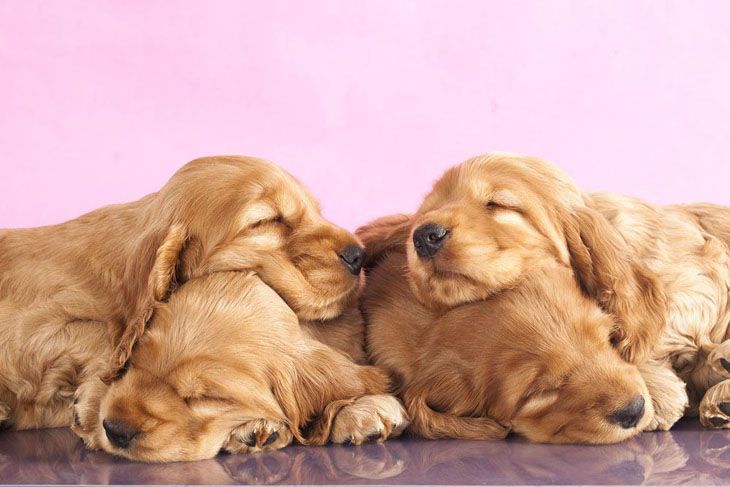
[0,419,727,485]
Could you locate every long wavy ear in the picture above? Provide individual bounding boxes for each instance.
[355,214,412,269]
[563,206,666,364]
[101,224,191,383]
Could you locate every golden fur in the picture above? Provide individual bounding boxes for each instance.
[0,155,407,461]
[362,253,654,444]
[359,152,730,443]
[75,271,401,461]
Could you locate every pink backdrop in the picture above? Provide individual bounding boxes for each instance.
[2,1,730,230]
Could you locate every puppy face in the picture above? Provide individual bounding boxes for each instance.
[405,153,583,308]
[98,272,298,462]
[500,317,653,444]
[165,156,364,321]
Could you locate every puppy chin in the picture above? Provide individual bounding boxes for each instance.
[407,258,491,309]
[295,274,363,321]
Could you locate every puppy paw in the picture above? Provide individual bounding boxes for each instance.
[70,378,108,450]
[330,394,409,445]
[699,380,730,429]
[225,419,293,453]
[707,340,730,379]
[639,360,688,431]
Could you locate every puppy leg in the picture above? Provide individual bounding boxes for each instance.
[226,419,294,453]
[287,341,393,445]
[70,378,109,449]
[639,360,688,431]
[707,339,730,378]
[699,379,730,428]
[330,394,409,445]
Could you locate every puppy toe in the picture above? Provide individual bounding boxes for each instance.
[707,341,730,378]
[699,380,730,429]
[226,419,292,453]
[70,379,108,450]
[331,395,409,445]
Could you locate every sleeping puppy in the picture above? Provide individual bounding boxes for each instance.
[0,155,406,456]
[360,207,658,444]
[358,154,665,366]
[73,269,401,462]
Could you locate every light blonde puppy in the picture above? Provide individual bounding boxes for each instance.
[0,155,407,460]
[359,152,730,443]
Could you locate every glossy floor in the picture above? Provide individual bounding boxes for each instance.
[0,419,728,485]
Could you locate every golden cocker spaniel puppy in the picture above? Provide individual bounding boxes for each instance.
[0,155,407,461]
[73,269,402,462]
[359,152,729,443]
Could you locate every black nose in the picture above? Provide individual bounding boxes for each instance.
[413,223,450,258]
[103,418,138,449]
[608,396,645,429]
[339,245,365,275]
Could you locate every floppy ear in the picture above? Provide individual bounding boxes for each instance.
[355,214,412,268]
[101,224,191,383]
[563,206,667,364]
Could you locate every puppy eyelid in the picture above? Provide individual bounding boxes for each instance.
[251,214,287,228]
[485,200,522,213]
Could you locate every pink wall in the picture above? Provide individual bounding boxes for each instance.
[2,1,730,230]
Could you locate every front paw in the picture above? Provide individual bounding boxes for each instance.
[707,340,730,378]
[699,380,730,429]
[224,419,292,453]
[330,394,409,445]
[70,378,108,450]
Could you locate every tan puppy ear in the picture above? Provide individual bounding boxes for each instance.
[101,224,190,383]
[356,214,412,268]
[564,206,666,364]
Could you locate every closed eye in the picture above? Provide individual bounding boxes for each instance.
[485,201,523,213]
[251,214,288,229]
[183,394,237,407]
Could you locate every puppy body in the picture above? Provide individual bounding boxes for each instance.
[0,200,158,429]
[586,194,730,423]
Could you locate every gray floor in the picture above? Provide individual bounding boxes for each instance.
[0,419,727,485]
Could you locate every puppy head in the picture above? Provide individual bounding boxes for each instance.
[165,156,365,321]
[360,153,584,308]
[406,264,653,445]
[483,268,654,444]
[99,272,300,462]
[108,156,365,380]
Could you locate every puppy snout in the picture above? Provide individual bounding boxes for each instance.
[103,418,138,449]
[607,396,645,429]
[339,244,365,275]
[413,223,450,258]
